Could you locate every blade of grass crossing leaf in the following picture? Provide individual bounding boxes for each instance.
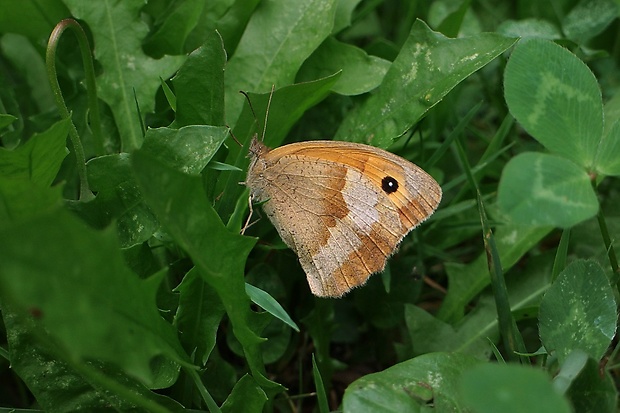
[312,354,329,413]
[133,88,146,138]
[486,338,506,363]
[455,139,527,362]
[551,228,570,283]
[245,283,300,332]
[185,367,221,413]
[425,101,482,169]
[479,114,514,164]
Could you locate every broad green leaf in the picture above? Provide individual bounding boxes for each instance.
[0,0,67,40]
[174,268,225,365]
[497,153,598,228]
[245,283,300,332]
[0,208,188,387]
[3,306,183,412]
[87,153,132,191]
[221,374,268,413]
[83,154,158,247]
[333,0,363,33]
[408,252,552,358]
[504,38,603,169]
[566,355,617,412]
[297,36,390,95]
[0,113,17,129]
[0,180,63,228]
[343,352,481,412]
[1,34,55,112]
[0,118,68,186]
[224,0,338,124]
[562,0,619,43]
[143,0,205,57]
[497,18,562,39]
[539,259,617,363]
[438,224,551,323]
[460,364,572,413]
[64,0,185,151]
[172,31,226,127]
[335,20,517,147]
[142,125,230,174]
[131,150,282,393]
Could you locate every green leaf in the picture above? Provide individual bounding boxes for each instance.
[343,352,481,412]
[0,208,188,387]
[0,113,18,129]
[562,0,619,43]
[245,283,299,332]
[172,31,226,127]
[131,149,282,393]
[3,306,184,412]
[174,268,225,365]
[539,259,617,363]
[221,374,268,413]
[504,38,603,170]
[224,0,338,124]
[0,118,69,186]
[142,125,230,174]
[566,354,617,412]
[64,0,185,151]
[460,364,572,413]
[438,225,551,323]
[497,18,562,39]
[297,36,390,95]
[335,20,517,147]
[143,0,205,57]
[408,252,552,358]
[497,152,599,228]
[0,180,64,228]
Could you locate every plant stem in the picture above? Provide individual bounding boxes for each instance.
[46,19,102,201]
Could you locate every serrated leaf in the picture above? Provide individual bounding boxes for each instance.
[64,0,185,151]
[142,125,229,175]
[335,20,517,147]
[132,150,282,393]
[224,0,338,124]
[172,31,226,127]
[0,208,188,387]
[539,259,617,363]
[343,352,480,412]
[0,118,68,186]
[3,306,183,412]
[504,38,603,170]
[497,153,598,228]
[221,374,267,413]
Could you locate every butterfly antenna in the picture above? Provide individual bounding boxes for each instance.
[261,85,275,143]
[240,90,260,132]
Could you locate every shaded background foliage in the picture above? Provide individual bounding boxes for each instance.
[1,0,620,412]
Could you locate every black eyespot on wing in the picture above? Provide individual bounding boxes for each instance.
[381,176,398,194]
